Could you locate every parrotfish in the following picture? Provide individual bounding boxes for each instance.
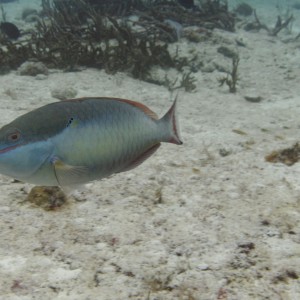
[0,97,182,190]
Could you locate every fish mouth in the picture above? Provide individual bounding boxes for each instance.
[0,143,26,154]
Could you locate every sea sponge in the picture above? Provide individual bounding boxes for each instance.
[26,186,67,211]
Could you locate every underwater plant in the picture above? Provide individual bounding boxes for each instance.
[218,56,239,93]
[244,9,293,36]
[166,71,197,92]
[0,0,235,86]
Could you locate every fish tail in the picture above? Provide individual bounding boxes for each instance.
[159,96,183,145]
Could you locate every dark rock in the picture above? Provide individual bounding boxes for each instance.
[0,22,20,39]
[235,3,253,16]
[217,46,238,59]
[178,0,194,9]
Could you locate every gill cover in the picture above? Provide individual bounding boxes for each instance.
[0,125,54,180]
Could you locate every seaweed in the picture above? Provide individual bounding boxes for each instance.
[0,0,235,85]
[23,0,176,77]
[218,56,239,93]
[166,71,197,92]
[271,14,294,36]
[244,9,293,36]
[0,4,6,21]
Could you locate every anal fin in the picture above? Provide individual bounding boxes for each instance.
[119,143,161,173]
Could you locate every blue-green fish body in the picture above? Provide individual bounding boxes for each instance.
[0,97,182,189]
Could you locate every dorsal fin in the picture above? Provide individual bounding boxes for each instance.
[62,97,159,120]
[113,98,158,120]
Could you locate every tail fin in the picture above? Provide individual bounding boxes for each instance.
[160,96,183,145]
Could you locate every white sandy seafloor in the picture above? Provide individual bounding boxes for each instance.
[1,1,300,300]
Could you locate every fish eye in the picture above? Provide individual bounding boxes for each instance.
[7,130,21,143]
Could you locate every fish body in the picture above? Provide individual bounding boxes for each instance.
[0,97,182,189]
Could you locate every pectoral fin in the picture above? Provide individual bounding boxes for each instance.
[51,156,89,189]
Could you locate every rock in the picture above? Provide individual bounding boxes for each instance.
[184,29,203,43]
[197,264,210,271]
[235,3,253,16]
[0,21,21,39]
[219,148,231,157]
[51,87,78,100]
[217,46,238,59]
[244,95,263,103]
[201,62,216,73]
[18,61,49,76]
[22,8,39,22]
[35,74,48,80]
[48,267,81,283]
